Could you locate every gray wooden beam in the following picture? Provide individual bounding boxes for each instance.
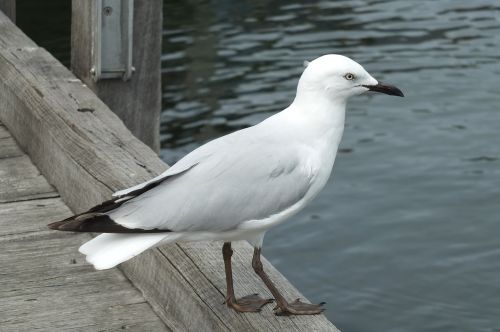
[0,201,169,332]
[0,123,169,331]
[0,0,15,23]
[71,0,161,152]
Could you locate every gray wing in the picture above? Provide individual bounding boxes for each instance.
[108,132,316,232]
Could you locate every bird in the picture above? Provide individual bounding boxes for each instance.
[48,54,403,316]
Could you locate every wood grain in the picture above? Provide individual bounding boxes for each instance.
[0,233,169,332]
[0,124,23,158]
[0,127,168,331]
[0,10,339,331]
[0,154,57,203]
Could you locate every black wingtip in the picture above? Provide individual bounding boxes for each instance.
[48,165,197,234]
[47,220,63,230]
[48,213,171,233]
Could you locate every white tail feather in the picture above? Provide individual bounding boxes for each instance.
[79,233,178,270]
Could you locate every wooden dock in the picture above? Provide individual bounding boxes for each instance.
[0,122,167,331]
[0,5,339,332]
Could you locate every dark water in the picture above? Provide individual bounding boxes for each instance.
[17,1,500,331]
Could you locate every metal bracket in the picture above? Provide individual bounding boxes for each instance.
[91,0,134,81]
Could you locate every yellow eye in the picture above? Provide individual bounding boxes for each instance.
[344,73,355,80]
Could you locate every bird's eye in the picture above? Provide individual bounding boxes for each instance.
[344,73,355,80]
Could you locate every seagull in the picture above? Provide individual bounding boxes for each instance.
[49,54,403,316]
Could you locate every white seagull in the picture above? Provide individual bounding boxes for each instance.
[49,54,403,316]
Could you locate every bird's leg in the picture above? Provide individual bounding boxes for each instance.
[251,247,325,316]
[222,242,273,312]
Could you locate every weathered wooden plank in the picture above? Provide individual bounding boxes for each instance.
[71,0,161,152]
[0,10,338,331]
[0,132,23,159]
[0,127,168,331]
[168,241,333,331]
[0,232,169,332]
[0,0,15,23]
[119,245,231,332]
[0,122,11,138]
[0,155,58,203]
[0,45,166,208]
[152,242,333,331]
[0,197,70,236]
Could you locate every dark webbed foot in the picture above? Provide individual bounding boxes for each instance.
[251,247,326,316]
[274,298,325,316]
[226,294,274,313]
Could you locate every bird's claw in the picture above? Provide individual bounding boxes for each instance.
[226,294,274,313]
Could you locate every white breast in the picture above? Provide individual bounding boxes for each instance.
[238,133,341,233]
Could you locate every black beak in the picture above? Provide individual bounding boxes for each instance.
[362,82,404,97]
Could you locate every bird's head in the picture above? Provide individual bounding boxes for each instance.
[298,54,404,102]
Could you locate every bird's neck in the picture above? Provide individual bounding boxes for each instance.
[286,90,347,141]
